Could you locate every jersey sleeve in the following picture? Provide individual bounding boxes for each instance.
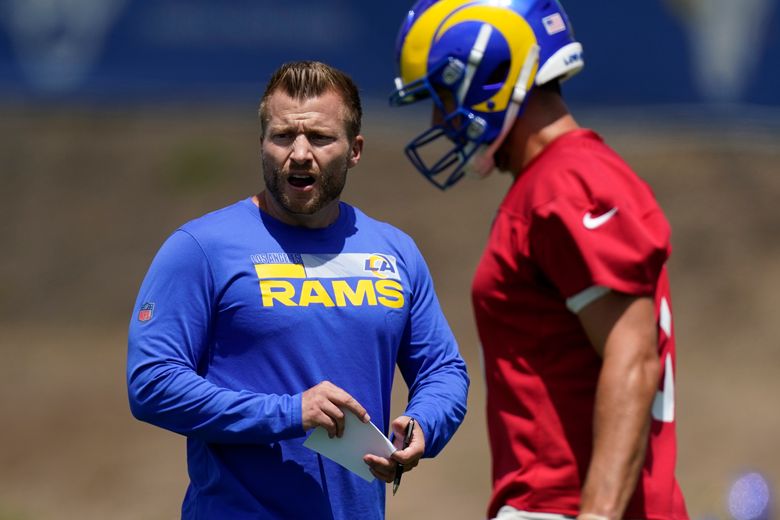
[126,230,303,444]
[395,241,469,458]
[528,193,671,299]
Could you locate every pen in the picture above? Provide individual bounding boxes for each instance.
[392,418,415,496]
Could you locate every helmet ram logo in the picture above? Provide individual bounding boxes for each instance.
[399,1,538,114]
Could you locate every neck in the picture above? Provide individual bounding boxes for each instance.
[503,88,580,175]
[253,191,340,229]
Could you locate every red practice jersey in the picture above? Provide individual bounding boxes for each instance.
[472,130,688,519]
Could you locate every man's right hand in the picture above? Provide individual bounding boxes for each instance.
[301,381,370,438]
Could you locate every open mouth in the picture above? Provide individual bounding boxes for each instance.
[287,173,316,188]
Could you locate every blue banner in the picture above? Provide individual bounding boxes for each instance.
[564,1,780,106]
[0,0,777,106]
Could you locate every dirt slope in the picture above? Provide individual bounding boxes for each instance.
[0,107,778,519]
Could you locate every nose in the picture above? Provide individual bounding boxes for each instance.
[290,134,312,164]
[431,105,444,127]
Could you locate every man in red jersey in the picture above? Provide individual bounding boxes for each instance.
[389,1,688,519]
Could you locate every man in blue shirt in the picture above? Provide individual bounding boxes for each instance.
[127,60,469,519]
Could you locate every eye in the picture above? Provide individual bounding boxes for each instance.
[270,132,294,144]
[309,133,335,145]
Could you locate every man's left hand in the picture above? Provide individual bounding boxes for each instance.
[363,415,425,483]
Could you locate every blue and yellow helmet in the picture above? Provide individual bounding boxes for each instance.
[390,0,584,189]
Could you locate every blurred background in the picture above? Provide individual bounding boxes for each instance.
[1,1,779,519]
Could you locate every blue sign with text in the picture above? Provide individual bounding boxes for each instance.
[0,0,777,106]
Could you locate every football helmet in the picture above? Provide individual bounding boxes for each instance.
[390,0,584,189]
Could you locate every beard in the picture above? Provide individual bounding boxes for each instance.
[261,154,348,216]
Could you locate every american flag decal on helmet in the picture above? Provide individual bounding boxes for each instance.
[542,13,566,35]
[138,302,155,322]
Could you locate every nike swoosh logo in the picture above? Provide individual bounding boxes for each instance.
[582,207,618,229]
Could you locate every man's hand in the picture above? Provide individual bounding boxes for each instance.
[301,381,369,438]
[363,415,426,483]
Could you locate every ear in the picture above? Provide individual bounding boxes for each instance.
[347,135,364,169]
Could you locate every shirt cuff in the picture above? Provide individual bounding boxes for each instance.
[566,285,610,313]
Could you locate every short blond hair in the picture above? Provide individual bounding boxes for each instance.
[258,61,362,140]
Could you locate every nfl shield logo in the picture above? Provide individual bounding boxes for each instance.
[138,302,155,322]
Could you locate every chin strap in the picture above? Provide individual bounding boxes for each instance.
[465,43,540,179]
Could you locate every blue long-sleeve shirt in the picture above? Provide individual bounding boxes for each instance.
[127,198,469,519]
